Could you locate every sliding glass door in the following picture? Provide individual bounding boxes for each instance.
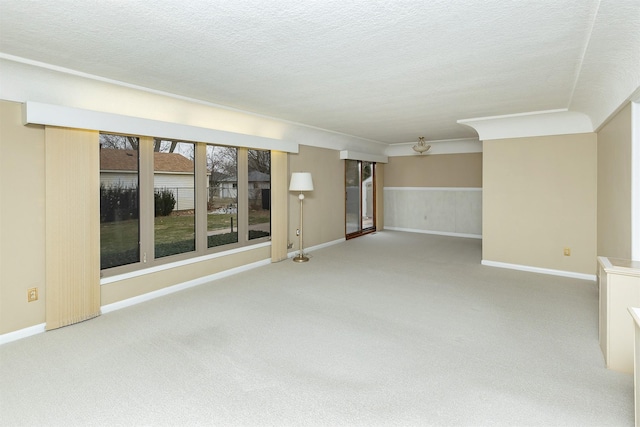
[345,159,375,238]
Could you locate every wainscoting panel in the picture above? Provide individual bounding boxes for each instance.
[384,187,482,238]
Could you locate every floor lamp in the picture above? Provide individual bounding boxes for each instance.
[289,172,314,262]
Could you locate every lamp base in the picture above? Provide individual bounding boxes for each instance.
[292,253,309,263]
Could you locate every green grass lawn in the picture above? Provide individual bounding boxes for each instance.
[101,210,270,268]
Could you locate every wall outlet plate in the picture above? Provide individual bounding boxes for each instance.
[27,287,38,302]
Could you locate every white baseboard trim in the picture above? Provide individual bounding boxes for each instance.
[384,187,482,191]
[384,226,482,240]
[287,238,346,258]
[481,260,597,281]
[101,258,271,314]
[0,323,46,346]
[2,257,273,345]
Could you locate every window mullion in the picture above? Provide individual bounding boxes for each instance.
[194,143,207,253]
[237,148,249,242]
[139,136,155,264]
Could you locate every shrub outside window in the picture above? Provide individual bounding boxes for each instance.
[153,140,195,258]
[99,135,140,270]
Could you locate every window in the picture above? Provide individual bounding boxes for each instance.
[99,135,140,269]
[153,140,195,258]
[248,149,270,240]
[207,145,238,248]
[99,133,271,276]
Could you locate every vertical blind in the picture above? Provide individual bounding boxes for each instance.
[45,127,101,330]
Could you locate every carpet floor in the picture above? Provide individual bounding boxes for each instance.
[0,231,634,426]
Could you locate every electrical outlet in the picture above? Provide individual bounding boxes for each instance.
[27,287,38,302]
[287,242,293,249]
[563,247,571,256]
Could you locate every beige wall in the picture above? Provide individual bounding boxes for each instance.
[0,100,352,336]
[483,133,597,275]
[0,100,278,336]
[0,96,614,336]
[288,145,345,251]
[0,101,46,334]
[384,153,482,188]
[101,246,270,305]
[597,103,632,259]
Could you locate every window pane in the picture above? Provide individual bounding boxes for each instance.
[206,145,238,248]
[345,159,360,234]
[154,140,195,258]
[248,149,270,240]
[99,134,140,269]
[346,160,376,237]
[362,161,374,230]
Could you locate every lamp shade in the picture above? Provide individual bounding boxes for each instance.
[289,172,314,192]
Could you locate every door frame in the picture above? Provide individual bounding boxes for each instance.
[345,160,376,239]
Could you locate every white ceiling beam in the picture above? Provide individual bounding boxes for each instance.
[339,150,388,164]
[23,101,299,153]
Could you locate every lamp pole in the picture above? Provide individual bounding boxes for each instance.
[289,172,313,262]
[294,192,308,262]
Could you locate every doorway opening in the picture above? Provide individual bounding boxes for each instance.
[346,160,376,239]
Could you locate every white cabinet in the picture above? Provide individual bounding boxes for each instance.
[628,308,640,426]
[598,256,640,373]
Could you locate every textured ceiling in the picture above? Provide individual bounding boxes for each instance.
[0,0,638,144]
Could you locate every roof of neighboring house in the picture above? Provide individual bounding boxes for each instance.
[221,170,270,183]
[100,149,194,173]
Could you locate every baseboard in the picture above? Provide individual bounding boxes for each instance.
[0,323,46,346]
[2,257,275,344]
[481,260,597,281]
[384,226,482,240]
[101,258,271,314]
[288,238,346,259]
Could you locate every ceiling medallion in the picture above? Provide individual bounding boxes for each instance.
[412,136,431,154]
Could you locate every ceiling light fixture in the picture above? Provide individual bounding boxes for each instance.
[413,136,431,154]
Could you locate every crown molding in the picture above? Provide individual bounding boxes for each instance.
[458,109,593,140]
